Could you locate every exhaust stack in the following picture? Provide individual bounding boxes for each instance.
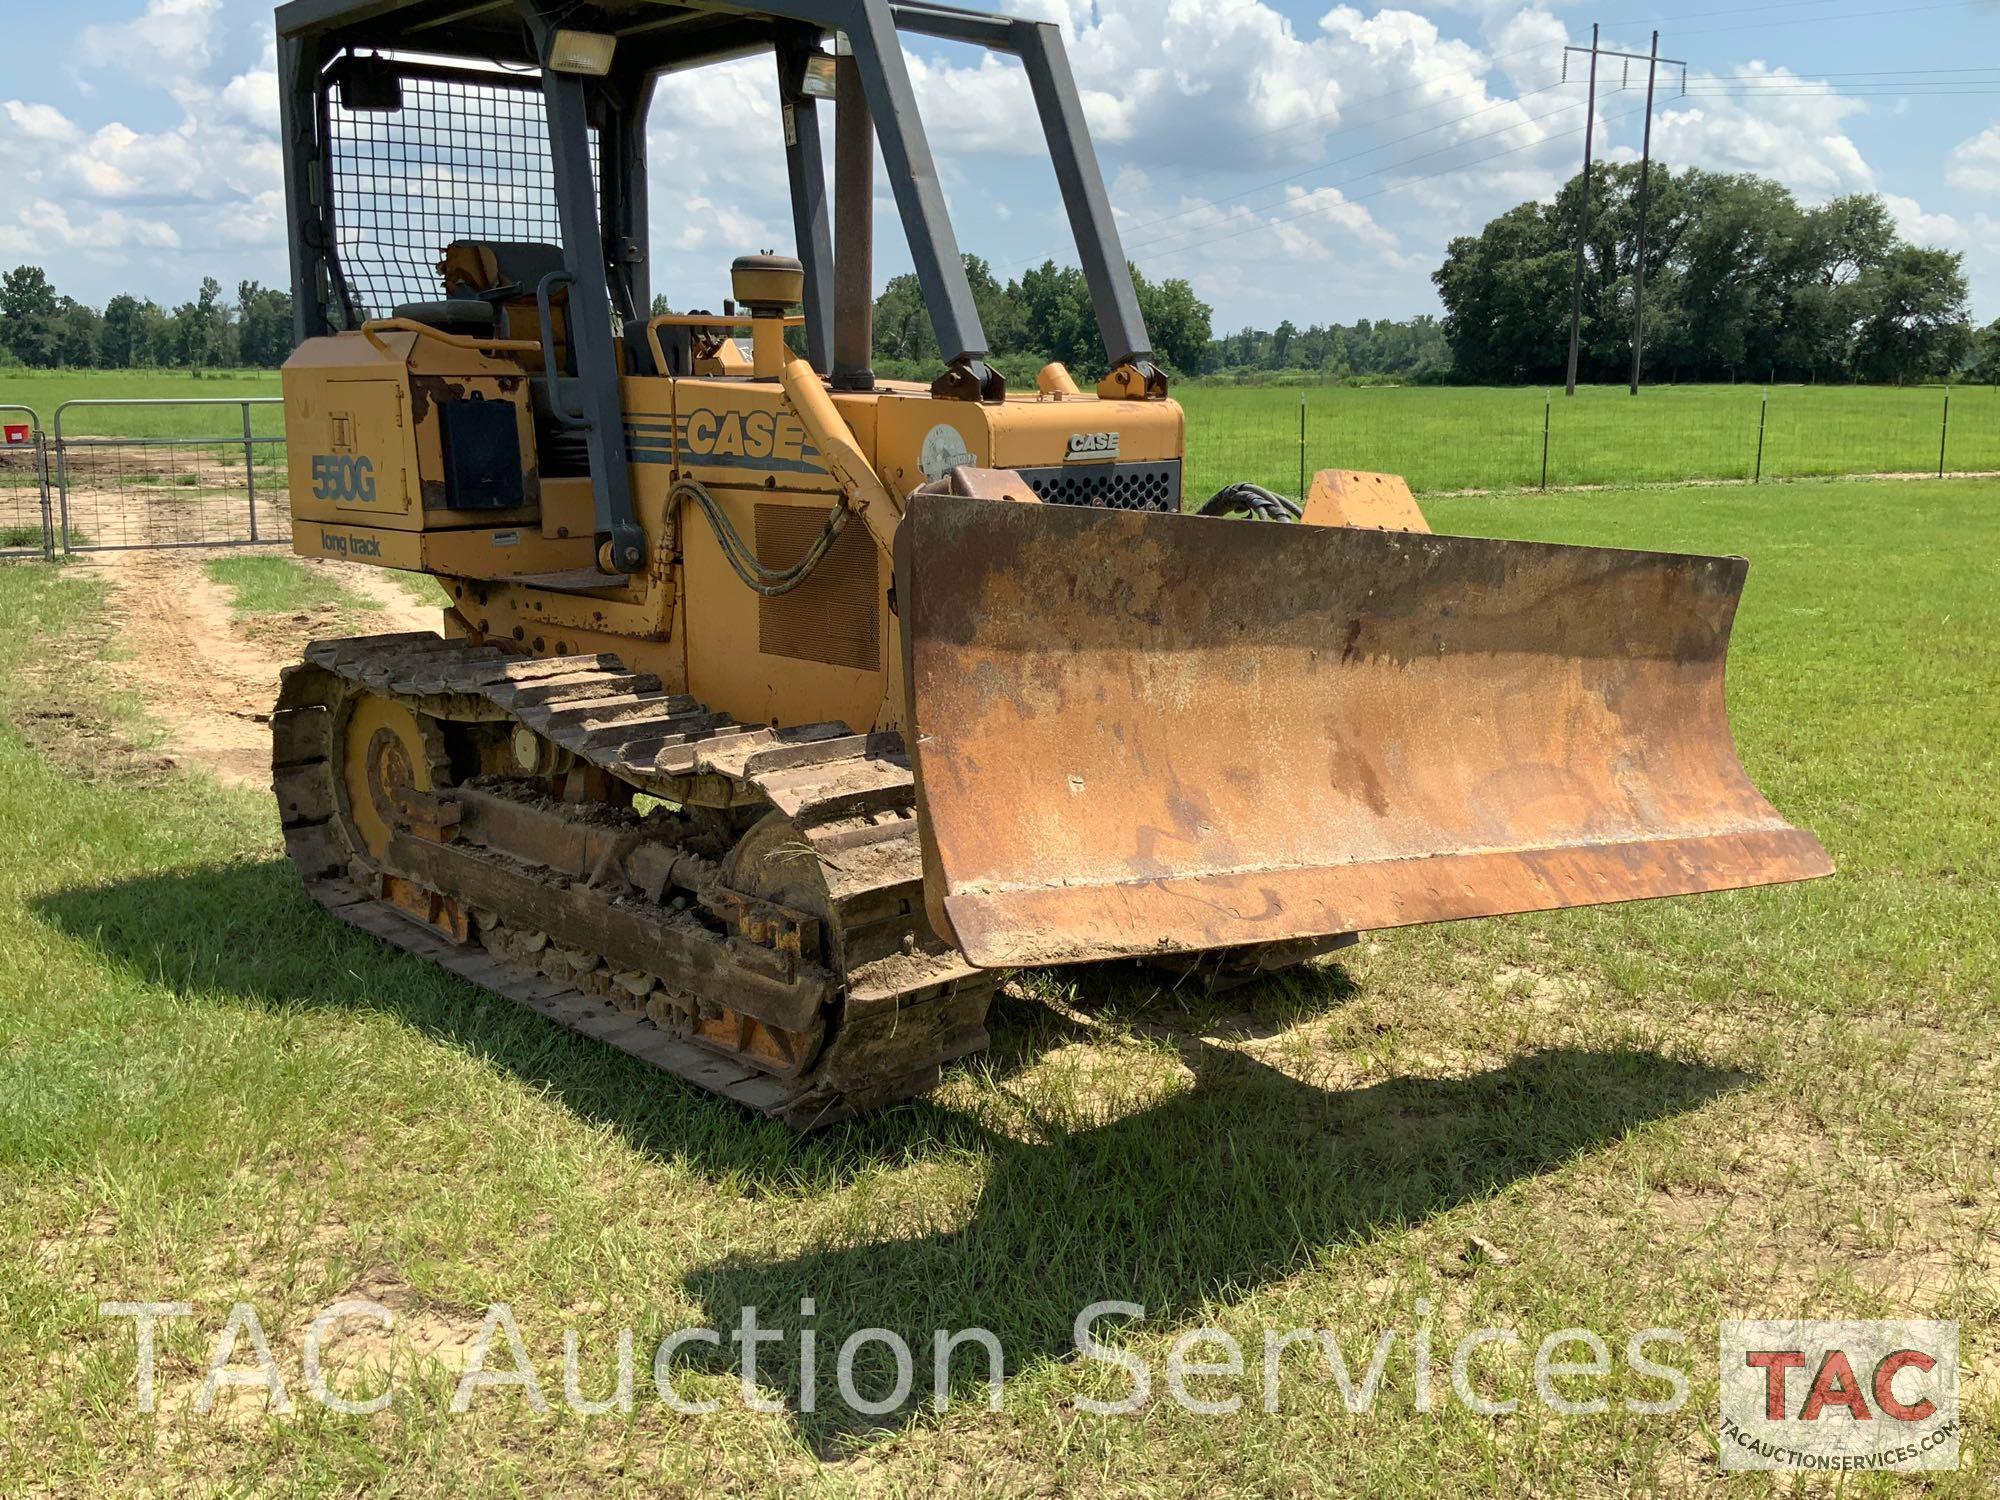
[831,39,875,391]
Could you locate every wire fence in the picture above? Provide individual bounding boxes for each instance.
[1183,384,2000,500]
[2,385,1995,561]
[52,399,288,551]
[0,406,52,557]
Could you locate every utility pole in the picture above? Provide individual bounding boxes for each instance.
[1561,28,1687,397]
[1629,30,1660,396]
[1563,23,1598,399]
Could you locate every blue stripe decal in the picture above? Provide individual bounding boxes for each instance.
[621,412,826,476]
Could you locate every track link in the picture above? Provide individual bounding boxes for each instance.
[271,632,996,1127]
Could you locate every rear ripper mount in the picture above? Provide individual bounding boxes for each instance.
[271,632,997,1128]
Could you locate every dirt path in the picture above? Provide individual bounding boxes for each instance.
[315,558,441,636]
[82,548,440,789]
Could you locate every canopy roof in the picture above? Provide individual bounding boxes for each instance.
[275,0,1018,72]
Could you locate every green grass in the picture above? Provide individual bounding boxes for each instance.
[394,571,455,609]
[203,555,380,618]
[0,479,1995,1493]
[6,369,1999,494]
[0,368,281,440]
[1181,381,2000,498]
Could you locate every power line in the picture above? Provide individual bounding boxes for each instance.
[1131,92,1594,263]
[1143,41,1556,172]
[1601,0,1929,25]
[1123,82,1569,241]
[1672,0,1977,37]
[1142,100,1656,267]
[1680,83,2000,93]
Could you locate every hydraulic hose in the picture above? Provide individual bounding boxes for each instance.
[673,477,849,598]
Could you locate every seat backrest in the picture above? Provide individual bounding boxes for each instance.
[436,240,571,371]
[438,240,569,299]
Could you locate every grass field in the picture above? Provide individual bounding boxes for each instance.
[1181,382,2000,498]
[3,368,1998,498]
[0,369,283,440]
[0,476,1993,1493]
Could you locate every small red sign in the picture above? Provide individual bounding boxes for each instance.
[1,425,27,447]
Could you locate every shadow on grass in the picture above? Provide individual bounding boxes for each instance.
[32,859,1353,1190]
[679,1039,1740,1450]
[40,859,1743,1449]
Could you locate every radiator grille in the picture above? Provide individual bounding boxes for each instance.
[1013,460,1182,513]
[756,505,881,673]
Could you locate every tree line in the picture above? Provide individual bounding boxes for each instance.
[0,266,294,371]
[8,171,1995,386]
[861,255,1448,384]
[1435,163,1990,385]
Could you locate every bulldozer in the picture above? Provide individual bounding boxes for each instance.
[269,0,1831,1127]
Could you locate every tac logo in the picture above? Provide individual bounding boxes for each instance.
[310,453,377,503]
[1719,1320,1959,1472]
[1067,431,1120,461]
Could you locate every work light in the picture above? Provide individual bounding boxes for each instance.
[548,29,616,75]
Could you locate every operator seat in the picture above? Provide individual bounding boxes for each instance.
[391,240,571,370]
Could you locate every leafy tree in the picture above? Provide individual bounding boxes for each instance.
[1012,260,1096,371]
[1433,164,1971,384]
[54,298,102,367]
[866,255,1207,380]
[1128,265,1211,375]
[0,265,63,368]
[871,271,935,363]
[99,294,145,367]
[1852,247,1972,382]
[235,281,295,367]
[1966,319,2000,385]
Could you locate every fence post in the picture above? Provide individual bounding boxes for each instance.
[1938,385,1951,478]
[1540,390,1551,491]
[243,401,261,543]
[54,405,71,554]
[1753,388,1768,484]
[1298,393,1307,499]
[36,422,53,559]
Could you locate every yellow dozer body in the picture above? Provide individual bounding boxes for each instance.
[269,0,1827,1126]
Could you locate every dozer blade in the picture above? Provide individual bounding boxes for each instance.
[896,493,1831,970]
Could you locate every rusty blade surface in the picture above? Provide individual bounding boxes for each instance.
[897,494,1832,969]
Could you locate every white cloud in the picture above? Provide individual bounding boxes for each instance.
[645,55,793,299]
[1652,65,1873,198]
[0,0,1974,326]
[3,101,82,145]
[0,199,181,257]
[1881,193,1963,248]
[217,42,281,131]
[0,5,284,291]
[1946,123,2000,194]
[78,0,221,75]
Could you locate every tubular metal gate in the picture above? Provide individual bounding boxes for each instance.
[0,406,53,558]
[53,398,288,552]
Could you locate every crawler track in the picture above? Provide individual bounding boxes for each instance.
[270,631,996,1127]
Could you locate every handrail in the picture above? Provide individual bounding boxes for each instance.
[649,313,808,329]
[535,271,590,429]
[642,312,807,379]
[360,318,542,358]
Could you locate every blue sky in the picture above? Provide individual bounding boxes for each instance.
[1,0,1996,331]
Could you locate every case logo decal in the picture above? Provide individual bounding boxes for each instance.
[627,410,825,475]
